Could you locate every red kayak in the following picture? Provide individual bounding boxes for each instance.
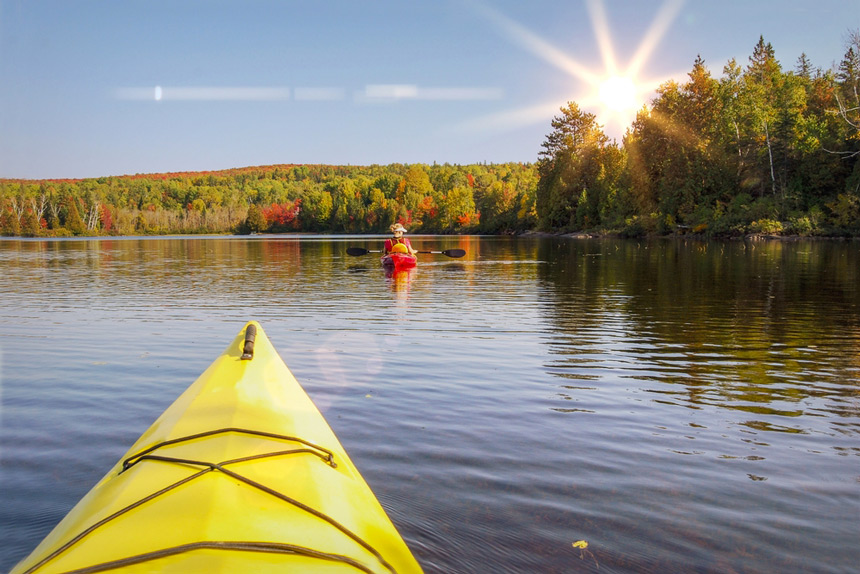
[381,252,417,270]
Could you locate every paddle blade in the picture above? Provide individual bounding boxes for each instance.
[346,247,370,256]
[442,249,466,258]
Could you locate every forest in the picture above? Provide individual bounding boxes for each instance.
[0,163,537,236]
[537,34,860,237]
[1,34,858,238]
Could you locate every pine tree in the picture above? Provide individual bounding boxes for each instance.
[63,196,86,235]
[0,202,21,236]
[796,53,813,79]
[245,204,267,233]
[536,102,611,230]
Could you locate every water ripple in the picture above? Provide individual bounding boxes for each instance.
[1,236,858,574]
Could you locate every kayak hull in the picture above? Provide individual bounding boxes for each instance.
[381,253,417,270]
[12,322,422,574]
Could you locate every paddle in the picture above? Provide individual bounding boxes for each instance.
[346,247,466,258]
[346,247,381,255]
[417,249,466,258]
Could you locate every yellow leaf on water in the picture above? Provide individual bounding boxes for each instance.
[572,540,588,549]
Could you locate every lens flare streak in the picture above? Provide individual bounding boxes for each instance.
[471,0,687,136]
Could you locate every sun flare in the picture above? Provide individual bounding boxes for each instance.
[470,0,685,138]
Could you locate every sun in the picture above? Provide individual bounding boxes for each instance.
[598,75,638,117]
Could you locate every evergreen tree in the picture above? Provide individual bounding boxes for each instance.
[796,53,813,79]
[63,196,86,235]
[537,102,610,230]
[244,204,267,233]
[0,201,21,236]
[836,43,860,111]
[834,31,860,176]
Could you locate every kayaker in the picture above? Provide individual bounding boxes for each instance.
[384,223,417,256]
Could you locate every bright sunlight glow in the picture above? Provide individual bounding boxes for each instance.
[598,76,638,115]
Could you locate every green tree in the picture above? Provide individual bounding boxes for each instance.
[833,31,860,195]
[63,196,86,235]
[475,180,513,232]
[835,34,860,114]
[718,58,746,170]
[629,56,736,227]
[536,102,611,230]
[21,208,41,236]
[441,185,477,231]
[364,188,392,231]
[399,165,434,229]
[244,204,267,233]
[299,189,333,230]
[741,37,784,198]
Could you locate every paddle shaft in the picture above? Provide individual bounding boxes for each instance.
[416,250,466,257]
[347,247,465,258]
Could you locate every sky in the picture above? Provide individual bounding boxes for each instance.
[1,0,858,180]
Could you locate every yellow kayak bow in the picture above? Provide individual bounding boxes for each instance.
[12,321,423,574]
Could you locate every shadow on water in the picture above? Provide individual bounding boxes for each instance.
[440,263,467,273]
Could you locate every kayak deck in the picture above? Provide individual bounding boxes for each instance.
[12,322,422,574]
[381,253,417,270]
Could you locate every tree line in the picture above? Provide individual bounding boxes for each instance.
[0,163,538,237]
[2,34,859,238]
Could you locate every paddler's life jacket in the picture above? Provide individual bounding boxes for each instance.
[386,236,410,253]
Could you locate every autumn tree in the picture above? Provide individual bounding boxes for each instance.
[20,207,41,236]
[0,199,20,236]
[263,199,302,232]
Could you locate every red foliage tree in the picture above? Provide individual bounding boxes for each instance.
[100,204,114,232]
[263,199,302,232]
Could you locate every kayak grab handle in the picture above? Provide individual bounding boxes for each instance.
[241,324,256,360]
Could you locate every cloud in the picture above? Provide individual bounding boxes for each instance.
[293,87,346,101]
[358,84,504,103]
[115,84,502,104]
[115,86,291,101]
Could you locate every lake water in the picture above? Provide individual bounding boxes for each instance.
[0,235,858,573]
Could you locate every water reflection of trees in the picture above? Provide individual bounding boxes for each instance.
[2,238,318,318]
[537,238,860,429]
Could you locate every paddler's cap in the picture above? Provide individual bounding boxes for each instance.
[390,223,407,233]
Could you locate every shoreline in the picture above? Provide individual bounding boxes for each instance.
[518,230,860,241]
[2,230,858,241]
